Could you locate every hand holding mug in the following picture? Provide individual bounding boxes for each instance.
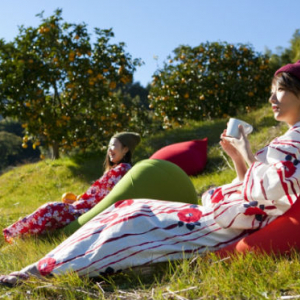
[226,118,253,139]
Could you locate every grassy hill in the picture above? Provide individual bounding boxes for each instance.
[1,104,298,300]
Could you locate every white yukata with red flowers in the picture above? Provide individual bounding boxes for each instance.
[22,123,300,277]
[3,163,131,242]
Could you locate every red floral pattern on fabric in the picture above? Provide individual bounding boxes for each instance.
[211,187,223,203]
[114,199,134,208]
[177,208,202,223]
[38,257,57,276]
[3,163,131,241]
[281,160,297,178]
[244,207,267,216]
[99,213,119,224]
[73,163,131,210]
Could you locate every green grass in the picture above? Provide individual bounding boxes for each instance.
[0,104,296,299]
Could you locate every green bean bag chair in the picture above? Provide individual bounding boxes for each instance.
[63,159,198,235]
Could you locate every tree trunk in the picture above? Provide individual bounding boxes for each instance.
[51,142,60,160]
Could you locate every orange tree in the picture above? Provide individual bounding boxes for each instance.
[148,42,272,127]
[0,9,142,159]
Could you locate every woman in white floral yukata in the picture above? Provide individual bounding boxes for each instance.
[2,132,141,243]
[2,61,300,286]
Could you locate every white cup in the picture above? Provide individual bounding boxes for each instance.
[226,118,253,138]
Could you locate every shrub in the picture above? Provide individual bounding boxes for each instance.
[148,42,273,127]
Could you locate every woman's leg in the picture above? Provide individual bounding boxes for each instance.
[3,202,77,242]
[63,159,198,235]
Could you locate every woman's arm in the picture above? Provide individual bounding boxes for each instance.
[72,163,131,210]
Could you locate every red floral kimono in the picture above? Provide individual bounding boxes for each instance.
[3,163,131,242]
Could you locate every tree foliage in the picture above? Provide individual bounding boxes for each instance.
[268,29,300,72]
[0,9,142,158]
[290,29,300,62]
[148,42,272,127]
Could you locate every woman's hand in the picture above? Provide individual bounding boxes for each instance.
[221,125,256,167]
[220,129,243,161]
[220,125,256,181]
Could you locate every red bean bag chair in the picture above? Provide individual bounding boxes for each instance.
[150,138,208,176]
[216,196,300,257]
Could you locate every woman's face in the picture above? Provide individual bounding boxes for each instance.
[269,82,300,127]
[107,138,128,164]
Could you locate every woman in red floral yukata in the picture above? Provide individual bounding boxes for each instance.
[3,132,140,243]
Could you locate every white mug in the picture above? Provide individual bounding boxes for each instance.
[226,118,253,138]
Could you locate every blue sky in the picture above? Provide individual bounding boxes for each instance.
[0,0,299,87]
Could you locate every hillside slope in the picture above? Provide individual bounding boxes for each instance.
[0,104,294,299]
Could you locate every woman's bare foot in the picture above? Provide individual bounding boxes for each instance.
[0,272,29,287]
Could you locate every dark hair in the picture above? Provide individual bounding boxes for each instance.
[273,72,300,97]
[103,140,132,173]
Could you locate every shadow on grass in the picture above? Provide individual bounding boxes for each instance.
[66,151,106,184]
[92,261,170,292]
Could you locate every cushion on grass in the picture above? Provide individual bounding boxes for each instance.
[63,159,198,235]
[216,196,300,257]
[149,138,208,176]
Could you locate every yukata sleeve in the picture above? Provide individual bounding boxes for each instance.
[213,159,300,230]
[213,130,300,230]
[73,163,131,210]
[243,157,300,214]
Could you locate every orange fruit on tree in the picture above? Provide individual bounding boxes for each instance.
[109,81,116,89]
[61,192,77,204]
[97,74,104,80]
[118,66,124,75]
